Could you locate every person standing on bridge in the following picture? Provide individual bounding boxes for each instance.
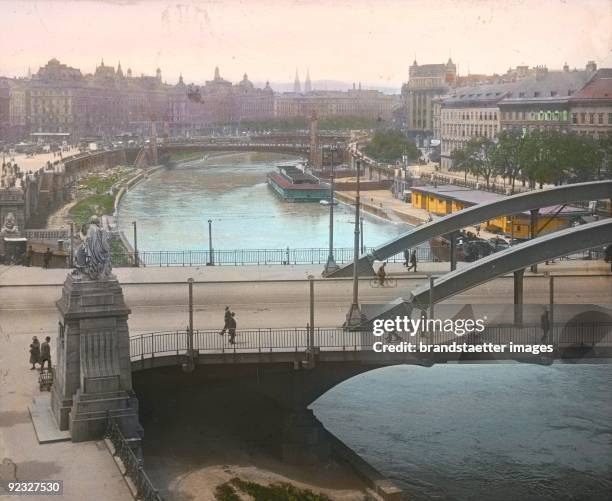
[403,249,410,268]
[228,312,237,345]
[219,306,232,336]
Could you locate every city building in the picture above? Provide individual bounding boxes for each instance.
[402,59,457,145]
[498,63,596,134]
[569,69,612,139]
[274,87,399,121]
[0,60,401,143]
[409,184,587,239]
[436,82,516,170]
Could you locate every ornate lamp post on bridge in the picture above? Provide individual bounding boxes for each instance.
[323,145,339,275]
[345,159,364,328]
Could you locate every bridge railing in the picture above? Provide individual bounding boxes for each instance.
[111,246,441,267]
[129,322,612,361]
[111,244,605,268]
[104,420,163,501]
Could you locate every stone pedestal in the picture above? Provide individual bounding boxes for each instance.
[50,273,142,443]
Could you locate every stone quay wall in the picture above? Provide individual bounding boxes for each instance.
[0,148,129,231]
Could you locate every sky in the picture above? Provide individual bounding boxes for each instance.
[1,0,611,90]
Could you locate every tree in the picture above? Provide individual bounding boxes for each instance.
[464,136,498,189]
[363,129,419,163]
[451,148,469,183]
[493,129,526,193]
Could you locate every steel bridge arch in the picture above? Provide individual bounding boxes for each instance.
[327,180,612,277]
[408,218,612,307]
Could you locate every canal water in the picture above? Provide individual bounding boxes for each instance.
[118,153,611,500]
[117,152,409,251]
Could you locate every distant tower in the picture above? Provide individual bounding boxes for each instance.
[116,61,123,78]
[293,68,301,93]
[156,67,162,81]
[304,68,312,93]
[214,66,221,80]
[127,68,132,78]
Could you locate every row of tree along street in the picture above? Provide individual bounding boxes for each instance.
[451,130,612,193]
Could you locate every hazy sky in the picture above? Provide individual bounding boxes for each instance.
[1,0,611,89]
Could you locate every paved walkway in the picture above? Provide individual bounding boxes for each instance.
[0,328,132,500]
[0,260,608,287]
[7,148,81,174]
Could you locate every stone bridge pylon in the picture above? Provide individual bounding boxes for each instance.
[51,272,142,443]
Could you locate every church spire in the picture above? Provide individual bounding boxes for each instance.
[293,68,301,94]
[304,68,312,93]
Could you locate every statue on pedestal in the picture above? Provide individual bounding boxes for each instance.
[74,216,112,280]
[0,212,20,258]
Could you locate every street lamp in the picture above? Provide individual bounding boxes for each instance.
[323,144,339,275]
[345,159,363,328]
[132,221,138,267]
[207,219,214,266]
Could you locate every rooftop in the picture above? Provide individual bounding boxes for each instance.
[570,76,612,101]
[500,70,593,104]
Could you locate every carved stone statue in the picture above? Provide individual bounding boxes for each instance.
[74,216,112,280]
[0,212,19,236]
[0,212,21,258]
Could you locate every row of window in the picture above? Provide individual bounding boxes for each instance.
[442,110,497,121]
[571,112,612,125]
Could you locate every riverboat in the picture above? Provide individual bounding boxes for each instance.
[267,165,330,202]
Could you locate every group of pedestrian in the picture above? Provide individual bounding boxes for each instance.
[219,306,237,344]
[28,336,51,371]
[403,249,418,272]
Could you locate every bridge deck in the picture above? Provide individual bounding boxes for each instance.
[130,324,612,370]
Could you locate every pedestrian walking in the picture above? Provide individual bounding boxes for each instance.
[25,245,34,267]
[403,249,410,268]
[228,312,237,345]
[377,262,387,285]
[407,250,418,272]
[29,336,40,370]
[40,336,52,370]
[219,306,232,336]
[42,248,52,269]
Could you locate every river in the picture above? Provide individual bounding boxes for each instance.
[118,153,611,500]
[117,152,409,251]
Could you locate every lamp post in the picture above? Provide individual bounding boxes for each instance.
[345,159,363,328]
[360,216,364,255]
[69,222,74,268]
[323,145,339,275]
[207,219,214,266]
[132,221,138,267]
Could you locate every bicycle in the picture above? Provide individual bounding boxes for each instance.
[369,277,398,288]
